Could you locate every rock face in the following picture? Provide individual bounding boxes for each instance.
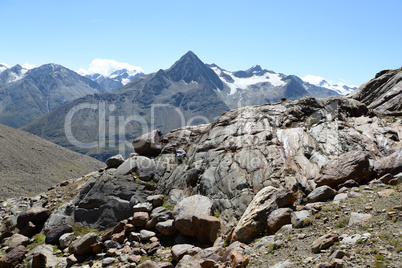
[315,151,373,188]
[350,68,402,112]
[173,195,214,237]
[132,129,164,157]
[231,187,295,243]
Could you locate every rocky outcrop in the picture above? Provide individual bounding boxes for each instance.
[72,173,154,230]
[350,68,402,112]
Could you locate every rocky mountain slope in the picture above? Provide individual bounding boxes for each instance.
[0,64,108,128]
[23,51,349,160]
[0,123,103,199]
[0,65,401,267]
[350,68,402,113]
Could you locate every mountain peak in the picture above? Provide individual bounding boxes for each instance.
[166,51,223,89]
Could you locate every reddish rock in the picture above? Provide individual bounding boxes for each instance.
[266,208,293,235]
[111,231,125,244]
[0,245,27,268]
[193,215,221,245]
[315,151,373,188]
[311,233,339,253]
[374,150,402,177]
[132,212,149,227]
[17,207,50,232]
[32,252,47,268]
[68,232,100,256]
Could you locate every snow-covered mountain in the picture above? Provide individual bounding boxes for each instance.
[302,75,357,95]
[209,64,347,109]
[78,59,145,92]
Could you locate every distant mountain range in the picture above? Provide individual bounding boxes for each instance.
[21,51,357,160]
[0,63,144,128]
[82,68,144,92]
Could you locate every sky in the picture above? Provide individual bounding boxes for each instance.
[1,0,401,86]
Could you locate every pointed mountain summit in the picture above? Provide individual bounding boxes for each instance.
[24,51,229,160]
[166,51,223,89]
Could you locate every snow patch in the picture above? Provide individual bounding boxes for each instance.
[211,67,286,95]
[0,63,10,74]
[302,74,357,95]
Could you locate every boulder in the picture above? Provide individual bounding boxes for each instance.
[45,224,73,245]
[106,154,125,168]
[374,150,402,177]
[16,207,51,235]
[311,233,339,253]
[133,202,153,213]
[0,245,27,268]
[266,208,293,235]
[132,129,163,157]
[193,215,221,245]
[32,252,47,268]
[315,151,373,188]
[291,210,312,228]
[59,232,75,249]
[348,212,373,226]
[68,232,100,256]
[307,186,337,203]
[4,234,29,249]
[42,202,75,233]
[171,244,201,261]
[231,187,295,243]
[139,230,156,241]
[173,195,214,236]
[25,244,67,267]
[132,212,149,227]
[155,220,176,236]
[146,195,164,207]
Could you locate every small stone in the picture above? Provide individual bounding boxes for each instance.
[139,230,156,241]
[102,257,116,267]
[311,233,339,253]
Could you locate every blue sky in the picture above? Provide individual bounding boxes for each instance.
[1,0,401,86]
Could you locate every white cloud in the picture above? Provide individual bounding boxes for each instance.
[302,74,327,85]
[77,59,144,77]
[22,63,37,70]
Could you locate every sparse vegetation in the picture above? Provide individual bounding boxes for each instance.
[26,233,46,250]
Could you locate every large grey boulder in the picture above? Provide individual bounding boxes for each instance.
[173,195,214,237]
[106,154,125,168]
[315,151,373,188]
[73,173,153,230]
[231,186,295,243]
[132,129,163,157]
[43,202,75,233]
[307,185,337,203]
